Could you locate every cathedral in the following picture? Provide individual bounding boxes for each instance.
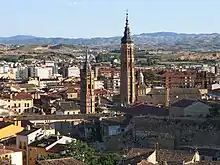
[120,12,136,106]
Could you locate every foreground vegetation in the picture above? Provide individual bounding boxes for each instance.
[41,140,121,165]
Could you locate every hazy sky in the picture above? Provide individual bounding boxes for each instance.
[1,0,220,38]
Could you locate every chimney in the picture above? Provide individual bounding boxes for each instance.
[26,125,31,131]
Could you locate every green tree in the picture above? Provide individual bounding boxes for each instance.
[97,153,121,165]
[209,106,219,117]
[42,140,121,165]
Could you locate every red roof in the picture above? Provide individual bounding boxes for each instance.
[0,145,22,154]
[94,89,109,95]
[13,92,33,100]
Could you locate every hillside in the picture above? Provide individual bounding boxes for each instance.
[1,32,220,51]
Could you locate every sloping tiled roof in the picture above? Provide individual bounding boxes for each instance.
[127,148,154,157]
[117,103,168,116]
[13,92,33,100]
[156,149,194,162]
[17,127,40,136]
[126,148,194,165]
[0,145,22,154]
[59,101,80,111]
[37,157,86,165]
[191,161,220,165]
[171,99,197,108]
[138,88,201,106]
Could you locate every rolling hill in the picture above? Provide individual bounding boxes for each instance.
[1,32,220,51]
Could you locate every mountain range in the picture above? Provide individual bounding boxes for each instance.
[1,32,220,51]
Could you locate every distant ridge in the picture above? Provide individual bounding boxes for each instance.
[1,32,220,51]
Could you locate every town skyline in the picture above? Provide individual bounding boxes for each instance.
[1,0,220,38]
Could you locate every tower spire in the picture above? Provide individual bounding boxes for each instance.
[121,10,133,44]
[81,46,91,72]
[126,9,129,27]
[85,47,88,63]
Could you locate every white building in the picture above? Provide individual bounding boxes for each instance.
[28,66,53,79]
[36,66,53,79]
[0,145,23,165]
[67,66,80,77]
[16,126,56,165]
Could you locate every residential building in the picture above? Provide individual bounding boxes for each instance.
[36,157,85,165]
[16,126,56,165]
[0,145,23,165]
[28,135,73,165]
[0,92,33,114]
[169,99,211,117]
[0,121,24,142]
[65,87,78,99]
[120,148,200,165]
[55,101,80,115]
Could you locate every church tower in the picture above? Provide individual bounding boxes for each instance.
[80,49,95,114]
[120,12,136,106]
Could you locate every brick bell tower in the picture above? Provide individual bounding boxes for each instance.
[80,48,95,114]
[120,11,136,107]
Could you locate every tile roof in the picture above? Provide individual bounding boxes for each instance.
[47,143,66,153]
[17,127,40,136]
[37,157,86,165]
[13,92,33,100]
[59,101,80,111]
[126,148,195,165]
[171,99,197,108]
[94,89,110,95]
[156,149,194,162]
[122,151,154,165]
[127,148,155,157]
[0,145,22,155]
[101,116,129,126]
[117,102,168,116]
[191,161,220,165]
[138,88,201,106]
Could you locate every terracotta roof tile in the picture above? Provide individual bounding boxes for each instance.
[37,157,86,165]
[13,92,33,100]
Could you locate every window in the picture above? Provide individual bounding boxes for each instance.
[8,105,10,108]
[24,103,26,107]
[27,103,29,107]
[18,103,21,107]
[19,142,22,149]
[14,103,16,107]
[18,109,21,113]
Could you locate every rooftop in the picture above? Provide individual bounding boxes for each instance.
[0,145,22,155]
[0,121,12,129]
[171,99,197,108]
[17,127,40,136]
[13,92,33,100]
[59,101,80,111]
[37,157,86,165]
[117,102,168,116]
[29,136,62,148]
